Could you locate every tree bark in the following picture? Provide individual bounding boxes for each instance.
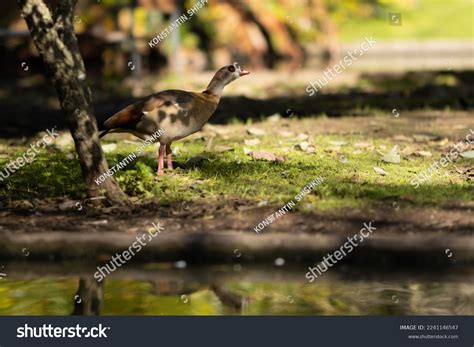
[18,0,128,205]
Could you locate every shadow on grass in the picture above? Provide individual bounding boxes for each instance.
[0,70,473,138]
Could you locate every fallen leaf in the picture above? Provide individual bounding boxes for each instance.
[214,145,234,153]
[329,140,347,146]
[381,145,400,164]
[247,127,266,136]
[295,141,309,151]
[460,150,474,159]
[267,114,281,122]
[58,201,76,211]
[249,150,285,162]
[373,167,388,176]
[393,135,413,142]
[354,141,373,148]
[306,146,316,154]
[400,146,416,156]
[278,130,294,138]
[454,166,470,174]
[89,219,108,225]
[244,138,260,146]
[204,124,230,136]
[454,166,473,181]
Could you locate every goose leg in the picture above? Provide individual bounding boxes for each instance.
[166,144,173,170]
[157,144,164,176]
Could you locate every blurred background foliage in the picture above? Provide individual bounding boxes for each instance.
[1,0,472,78]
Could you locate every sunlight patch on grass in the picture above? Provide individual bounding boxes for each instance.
[0,117,471,211]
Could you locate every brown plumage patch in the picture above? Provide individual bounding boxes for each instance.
[104,97,164,130]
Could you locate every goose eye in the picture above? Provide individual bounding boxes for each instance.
[228,66,236,72]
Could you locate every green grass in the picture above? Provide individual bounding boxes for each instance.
[0,116,472,211]
[0,150,86,199]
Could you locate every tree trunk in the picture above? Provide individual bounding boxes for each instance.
[72,277,103,315]
[210,284,246,310]
[18,0,128,205]
[313,0,340,67]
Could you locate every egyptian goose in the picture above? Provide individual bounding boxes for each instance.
[100,63,250,175]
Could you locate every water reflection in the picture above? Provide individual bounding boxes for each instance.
[1,262,473,315]
[72,278,103,315]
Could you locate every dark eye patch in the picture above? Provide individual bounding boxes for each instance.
[228,65,236,72]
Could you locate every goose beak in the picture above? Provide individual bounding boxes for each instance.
[239,69,250,76]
